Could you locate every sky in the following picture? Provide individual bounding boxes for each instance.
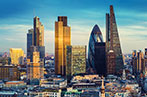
[0,0,147,54]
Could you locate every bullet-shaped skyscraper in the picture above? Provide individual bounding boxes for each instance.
[55,16,71,75]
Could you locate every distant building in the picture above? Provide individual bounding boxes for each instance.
[66,45,86,78]
[132,50,137,74]
[27,48,44,80]
[55,16,71,75]
[4,81,26,88]
[40,78,67,89]
[106,5,124,74]
[145,48,147,55]
[137,50,144,73]
[29,89,61,97]
[27,29,33,58]
[10,48,24,66]
[0,65,20,81]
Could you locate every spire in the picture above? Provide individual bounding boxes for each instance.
[122,69,126,80]
[101,76,105,97]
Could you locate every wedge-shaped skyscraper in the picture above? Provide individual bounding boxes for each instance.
[106,5,124,74]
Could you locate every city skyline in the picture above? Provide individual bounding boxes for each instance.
[0,0,147,54]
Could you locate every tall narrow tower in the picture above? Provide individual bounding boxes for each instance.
[33,16,44,46]
[31,16,45,60]
[55,16,71,75]
[106,5,124,74]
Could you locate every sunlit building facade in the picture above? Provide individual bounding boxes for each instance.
[10,48,24,66]
[55,16,71,75]
[33,16,44,46]
[66,45,86,77]
[27,47,44,80]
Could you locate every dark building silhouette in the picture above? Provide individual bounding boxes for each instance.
[88,25,106,75]
[106,5,124,74]
[27,29,33,58]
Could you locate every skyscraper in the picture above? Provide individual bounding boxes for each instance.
[28,16,45,60]
[27,29,33,58]
[55,16,71,75]
[106,5,124,74]
[132,50,137,74]
[88,25,104,74]
[33,16,44,46]
[27,47,44,80]
[10,48,24,66]
[137,50,144,73]
[66,45,86,78]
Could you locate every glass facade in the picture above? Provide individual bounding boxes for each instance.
[88,25,104,73]
[27,29,33,58]
[55,16,71,75]
[66,45,86,77]
[106,5,124,74]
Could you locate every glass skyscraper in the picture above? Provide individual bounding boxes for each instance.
[55,16,71,75]
[106,5,124,74]
[88,25,104,73]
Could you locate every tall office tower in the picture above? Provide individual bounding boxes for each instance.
[27,47,44,80]
[0,65,20,81]
[66,45,86,77]
[106,5,124,74]
[27,29,33,58]
[10,48,24,66]
[55,16,71,75]
[132,50,137,74]
[32,16,45,60]
[33,16,44,46]
[95,43,106,76]
[88,25,104,73]
[107,50,116,75]
[137,50,144,73]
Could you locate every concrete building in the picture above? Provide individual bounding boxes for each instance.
[0,65,20,81]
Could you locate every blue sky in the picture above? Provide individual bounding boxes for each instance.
[0,0,147,54]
